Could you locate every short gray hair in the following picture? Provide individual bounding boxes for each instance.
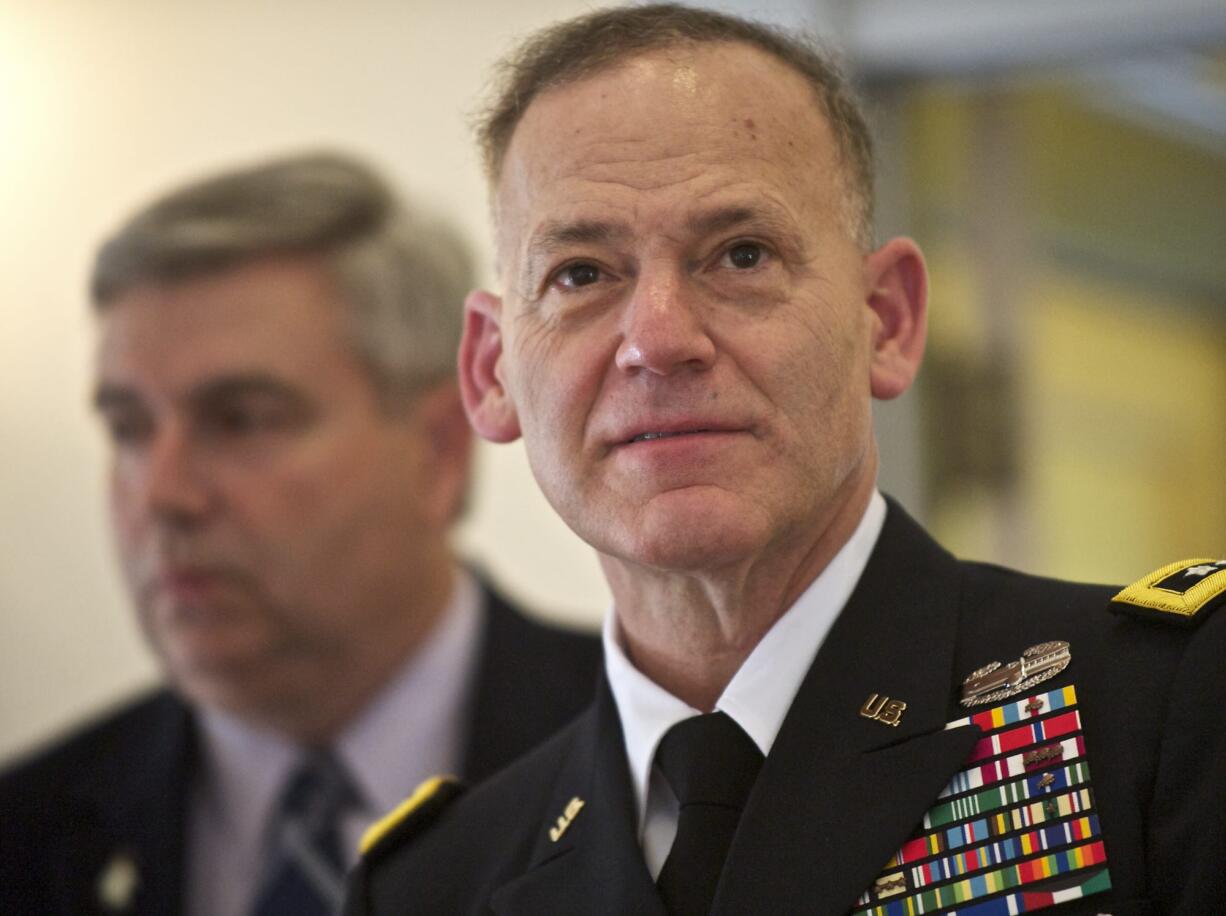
[91,151,474,399]
[477,3,875,248]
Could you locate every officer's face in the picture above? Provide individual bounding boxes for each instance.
[463,43,916,575]
[95,256,463,729]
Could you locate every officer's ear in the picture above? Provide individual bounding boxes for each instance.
[458,289,522,443]
[863,237,928,401]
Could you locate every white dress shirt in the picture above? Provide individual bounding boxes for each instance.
[185,568,483,916]
[602,491,887,878]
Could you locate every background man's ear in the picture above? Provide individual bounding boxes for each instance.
[863,237,929,401]
[458,289,522,443]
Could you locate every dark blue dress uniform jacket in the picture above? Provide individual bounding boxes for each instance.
[344,501,1226,916]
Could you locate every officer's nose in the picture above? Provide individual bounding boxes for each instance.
[614,268,716,376]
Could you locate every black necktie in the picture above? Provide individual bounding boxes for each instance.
[249,749,357,916]
[655,712,765,916]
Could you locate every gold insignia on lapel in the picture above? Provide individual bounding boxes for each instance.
[960,641,1070,707]
[1111,558,1226,627]
[548,796,586,842]
[97,851,139,912]
[860,693,907,727]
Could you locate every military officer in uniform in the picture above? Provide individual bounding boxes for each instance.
[344,6,1226,914]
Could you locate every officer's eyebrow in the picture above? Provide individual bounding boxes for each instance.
[686,204,797,241]
[687,206,757,236]
[535,218,631,250]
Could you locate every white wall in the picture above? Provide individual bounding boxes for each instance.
[0,0,621,762]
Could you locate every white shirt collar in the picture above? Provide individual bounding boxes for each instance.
[187,567,484,916]
[602,490,887,829]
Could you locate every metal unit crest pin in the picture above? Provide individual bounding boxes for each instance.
[960,640,1071,707]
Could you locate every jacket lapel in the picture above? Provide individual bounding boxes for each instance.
[714,503,983,914]
[64,692,194,915]
[492,682,666,916]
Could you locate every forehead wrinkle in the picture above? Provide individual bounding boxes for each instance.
[685,203,795,240]
[572,149,710,193]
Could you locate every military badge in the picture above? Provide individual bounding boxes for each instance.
[852,685,1110,915]
[959,641,1070,708]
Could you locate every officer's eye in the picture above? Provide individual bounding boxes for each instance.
[724,243,765,269]
[554,262,602,289]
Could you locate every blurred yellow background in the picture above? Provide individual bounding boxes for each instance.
[899,76,1225,582]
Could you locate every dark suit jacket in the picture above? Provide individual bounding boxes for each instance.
[346,503,1226,916]
[0,585,601,916]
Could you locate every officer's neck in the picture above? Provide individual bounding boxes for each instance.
[605,473,874,712]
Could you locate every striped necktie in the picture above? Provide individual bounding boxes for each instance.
[249,749,357,916]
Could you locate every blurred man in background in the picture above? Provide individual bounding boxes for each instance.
[0,151,600,916]
[345,6,1225,915]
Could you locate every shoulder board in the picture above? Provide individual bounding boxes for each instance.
[1110,558,1226,627]
[359,774,466,859]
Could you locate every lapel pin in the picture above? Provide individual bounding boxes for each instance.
[960,640,1071,707]
[548,796,586,842]
[860,693,907,727]
[96,850,140,912]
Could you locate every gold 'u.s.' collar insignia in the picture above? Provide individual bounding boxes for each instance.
[960,641,1071,707]
[860,693,907,727]
[549,796,586,842]
[1111,558,1226,627]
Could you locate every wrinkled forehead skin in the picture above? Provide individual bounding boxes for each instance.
[491,42,854,287]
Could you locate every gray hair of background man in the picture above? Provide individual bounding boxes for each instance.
[91,151,474,401]
[476,2,876,249]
